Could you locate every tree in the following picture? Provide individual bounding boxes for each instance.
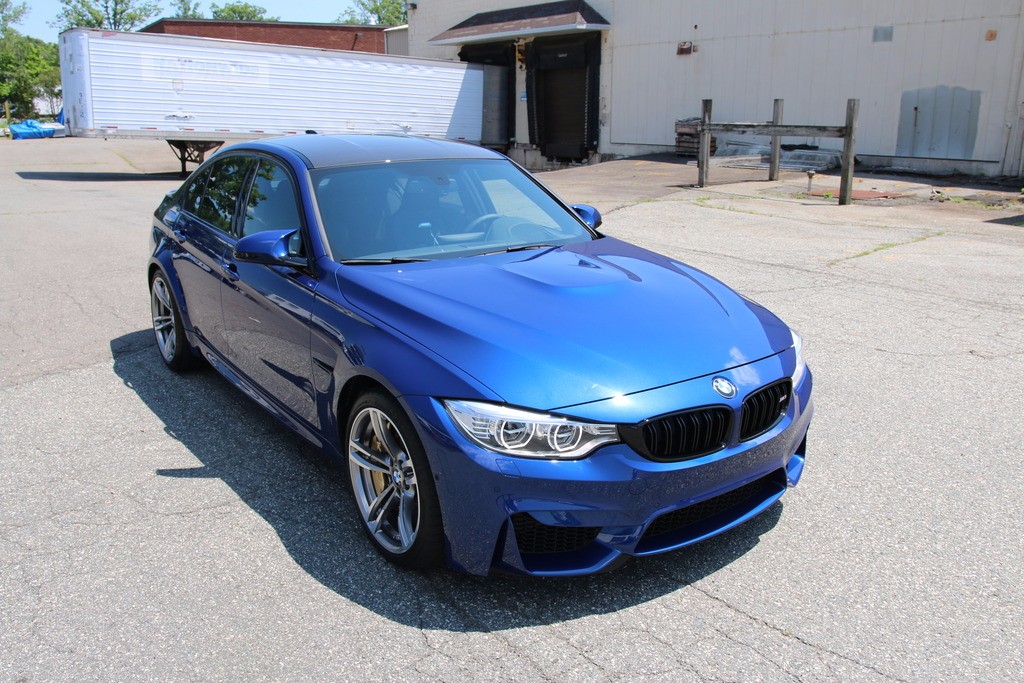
[36,63,62,115]
[337,0,405,26]
[1,0,28,37]
[170,0,203,19]
[2,1,60,120]
[0,33,59,118]
[50,0,161,32]
[209,2,277,21]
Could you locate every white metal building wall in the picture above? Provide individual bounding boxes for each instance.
[406,0,1024,174]
[605,0,1024,173]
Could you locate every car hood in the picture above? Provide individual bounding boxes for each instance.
[338,237,792,411]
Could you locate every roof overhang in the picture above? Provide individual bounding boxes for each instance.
[429,0,610,46]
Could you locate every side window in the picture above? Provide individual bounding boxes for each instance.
[195,156,252,233]
[242,160,302,237]
[182,168,210,217]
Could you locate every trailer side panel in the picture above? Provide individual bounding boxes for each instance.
[59,29,484,143]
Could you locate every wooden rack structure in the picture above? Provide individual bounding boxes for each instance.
[697,98,860,205]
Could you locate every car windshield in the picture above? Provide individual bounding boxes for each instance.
[311,158,594,262]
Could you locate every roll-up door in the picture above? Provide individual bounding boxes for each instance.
[526,33,601,161]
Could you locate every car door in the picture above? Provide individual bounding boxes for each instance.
[220,157,319,429]
[171,155,253,356]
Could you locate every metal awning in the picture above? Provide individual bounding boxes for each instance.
[429,0,610,46]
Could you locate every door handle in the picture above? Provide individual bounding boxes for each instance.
[220,262,239,281]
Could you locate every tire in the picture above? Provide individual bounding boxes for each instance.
[150,271,198,372]
[346,390,444,569]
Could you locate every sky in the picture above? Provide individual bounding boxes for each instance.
[17,0,360,43]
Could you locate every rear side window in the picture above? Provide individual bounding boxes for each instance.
[242,160,302,237]
[194,156,253,233]
[182,169,210,216]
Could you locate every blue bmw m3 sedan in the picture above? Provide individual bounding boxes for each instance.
[148,134,813,576]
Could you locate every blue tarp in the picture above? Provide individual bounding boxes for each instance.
[9,119,56,140]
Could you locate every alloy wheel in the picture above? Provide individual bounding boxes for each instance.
[151,275,177,363]
[348,406,421,554]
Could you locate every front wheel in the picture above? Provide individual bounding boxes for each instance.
[347,390,443,568]
[150,271,197,372]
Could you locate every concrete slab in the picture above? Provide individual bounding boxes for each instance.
[2,136,1022,681]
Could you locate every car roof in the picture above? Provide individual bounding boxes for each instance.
[233,134,505,169]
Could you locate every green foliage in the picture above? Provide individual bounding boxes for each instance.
[337,0,406,26]
[209,2,277,21]
[1,0,28,36]
[36,62,62,115]
[170,0,203,19]
[0,32,59,118]
[50,0,161,32]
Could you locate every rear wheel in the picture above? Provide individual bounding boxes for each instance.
[150,271,197,372]
[347,390,443,568]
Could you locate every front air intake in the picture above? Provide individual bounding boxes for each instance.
[510,513,601,555]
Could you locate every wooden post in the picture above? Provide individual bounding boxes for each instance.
[769,99,783,181]
[698,99,712,187]
[839,98,859,205]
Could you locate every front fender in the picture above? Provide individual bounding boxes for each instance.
[309,283,502,457]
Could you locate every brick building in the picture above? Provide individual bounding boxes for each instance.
[139,18,387,54]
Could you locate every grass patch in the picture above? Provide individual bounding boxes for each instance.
[827,231,945,266]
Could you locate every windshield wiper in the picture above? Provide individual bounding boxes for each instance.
[476,244,557,257]
[340,257,429,265]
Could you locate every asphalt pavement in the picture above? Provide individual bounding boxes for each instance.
[1,137,1022,681]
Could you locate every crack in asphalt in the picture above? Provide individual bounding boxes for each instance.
[826,231,946,267]
[681,581,909,683]
[417,576,562,680]
[705,620,805,683]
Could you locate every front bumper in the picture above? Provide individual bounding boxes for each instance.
[406,356,813,576]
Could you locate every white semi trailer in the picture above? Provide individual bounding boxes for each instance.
[59,28,500,174]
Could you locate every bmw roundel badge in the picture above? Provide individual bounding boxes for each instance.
[712,377,737,399]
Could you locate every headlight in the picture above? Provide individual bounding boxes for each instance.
[791,330,807,387]
[444,400,619,459]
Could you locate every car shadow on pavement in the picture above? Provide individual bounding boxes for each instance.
[112,329,783,632]
[17,171,183,182]
[986,213,1024,226]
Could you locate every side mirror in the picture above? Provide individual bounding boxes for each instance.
[570,203,602,229]
[234,229,306,268]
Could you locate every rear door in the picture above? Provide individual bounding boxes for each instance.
[171,155,254,356]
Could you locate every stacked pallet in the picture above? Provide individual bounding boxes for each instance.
[675,118,716,157]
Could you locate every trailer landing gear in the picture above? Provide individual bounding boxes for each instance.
[167,140,223,177]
